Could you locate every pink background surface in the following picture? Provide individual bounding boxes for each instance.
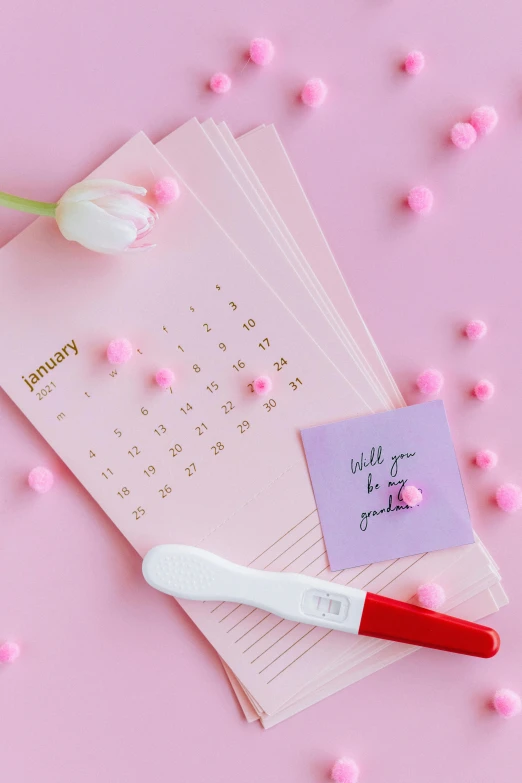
[1,1,521,781]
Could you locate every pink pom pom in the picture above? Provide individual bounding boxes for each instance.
[331,758,360,783]
[209,72,231,94]
[249,38,274,66]
[27,466,54,494]
[492,688,521,718]
[416,368,444,395]
[152,177,180,205]
[253,375,272,396]
[301,78,328,108]
[417,583,446,610]
[107,338,133,365]
[402,485,423,507]
[155,368,175,389]
[473,379,494,401]
[470,106,498,137]
[475,449,498,470]
[465,319,487,340]
[404,50,425,75]
[451,122,477,150]
[0,641,20,663]
[495,483,522,513]
[407,186,433,215]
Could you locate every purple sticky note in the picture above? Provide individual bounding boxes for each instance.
[301,401,474,571]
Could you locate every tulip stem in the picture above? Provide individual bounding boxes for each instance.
[0,191,57,217]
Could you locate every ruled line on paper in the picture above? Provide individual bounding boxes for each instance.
[267,630,333,684]
[265,524,321,569]
[251,624,299,665]
[259,628,315,673]
[279,536,324,572]
[223,543,333,643]
[226,540,328,636]
[251,508,317,566]
[235,615,271,644]
[243,618,284,652]
[210,519,427,684]
[210,508,318,614]
[244,569,345,662]
[260,553,428,684]
[227,607,257,632]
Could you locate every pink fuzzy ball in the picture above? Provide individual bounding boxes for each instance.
[407,186,433,215]
[152,177,180,205]
[249,37,274,66]
[0,641,20,663]
[470,106,498,137]
[492,689,521,718]
[465,319,487,340]
[27,466,54,494]
[331,758,360,783]
[473,379,494,401]
[451,122,477,150]
[107,338,133,365]
[417,582,446,610]
[301,78,328,108]
[209,72,231,94]
[253,375,272,396]
[495,483,522,513]
[404,50,425,75]
[402,485,423,507]
[155,368,175,389]
[416,368,444,395]
[475,449,498,470]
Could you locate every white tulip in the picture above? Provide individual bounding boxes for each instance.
[0,178,158,255]
[55,179,158,254]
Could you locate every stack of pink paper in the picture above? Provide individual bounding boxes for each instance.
[0,120,506,727]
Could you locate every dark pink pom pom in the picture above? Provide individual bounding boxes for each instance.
[492,688,521,718]
[0,641,20,663]
[465,319,487,340]
[451,122,477,150]
[249,38,274,66]
[495,483,522,513]
[470,106,498,137]
[152,177,180,205]
[210,72,231,94]
[330,757,359,783]
[404,50,425,75]
[475,449,498,470]
[301,78,328,107]
[417,583,445,610]
[155,368,175,389]
[473,379,494,401]
[416,368,443,395]
[253,376,272,395]
[407,186,433,215]
[402,485,423,507]
[107,338,133,365]
[28,466,54,494]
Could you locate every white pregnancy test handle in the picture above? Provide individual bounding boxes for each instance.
[143,545,500,657]
[143,544,366,634]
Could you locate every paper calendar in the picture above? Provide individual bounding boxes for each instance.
[0,120,507,727]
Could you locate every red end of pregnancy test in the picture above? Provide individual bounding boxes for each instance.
[142,545,500,659]
[359,593,499,658]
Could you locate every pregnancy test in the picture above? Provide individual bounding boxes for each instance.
[142,545,500,658]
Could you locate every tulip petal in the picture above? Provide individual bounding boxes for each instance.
[96,194,156,225]
[55,200,138,254]
[59,179,147,204]
[95,195,158,240]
